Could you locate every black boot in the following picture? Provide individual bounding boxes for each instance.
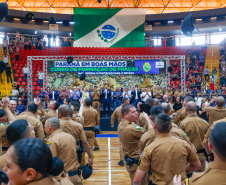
[118,160,124,166]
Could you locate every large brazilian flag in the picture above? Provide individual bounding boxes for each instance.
[73,8,146,47]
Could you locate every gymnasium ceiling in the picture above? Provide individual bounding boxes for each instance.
[3,0,226,14]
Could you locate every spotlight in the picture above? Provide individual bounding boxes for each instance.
[49,17,56,24]
[25,12,34,21]
[67,57,73,64]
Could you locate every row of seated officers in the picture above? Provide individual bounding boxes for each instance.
[0,95,226,185]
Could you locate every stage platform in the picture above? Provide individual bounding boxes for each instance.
[99,117,118,131]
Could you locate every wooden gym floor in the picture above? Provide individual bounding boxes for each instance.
[83,132,131,185]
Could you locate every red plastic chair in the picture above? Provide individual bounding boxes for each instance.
[33,82,38,86]
[21,81,26,86]
[36,86,41,91]
[176,81,180,85]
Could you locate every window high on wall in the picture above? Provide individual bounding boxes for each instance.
[175,35,205,46]
[0,34,5,44]
[192,36,205,45]
[153,38,161,46]
[43,36,59,47]
[211,33,226,44]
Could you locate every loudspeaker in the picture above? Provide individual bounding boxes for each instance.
[49,17,56,24]
[97,0,101,3]
[67,57,73,64]
[167,66,173,73]
[25,12,34,21]
[0,61,6,74]
[79,72,85,80]
[0,2,8,23]
[181,14,194,36]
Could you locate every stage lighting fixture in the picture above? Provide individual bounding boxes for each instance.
[49,17,56,24]
[5,16,14,22]
[181,14,194,36]
[79,72,86,80]
[167,66,173,73]
[67,57,73,64]
[0,2,8,23]
[25,12,34,21]
[97,0,101,3]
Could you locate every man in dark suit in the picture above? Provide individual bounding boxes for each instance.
[49,85,59,101]
[101,84,111,117]
[5,64,12,83]
[131,85,141,109]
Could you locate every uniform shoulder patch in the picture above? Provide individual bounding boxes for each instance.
[175,111,180,117]
[46,142,51,147]
[0,122,9,126]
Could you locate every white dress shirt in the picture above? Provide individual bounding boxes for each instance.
[141,92,152,102]
[123,91,131,98]
[22,67,30,74]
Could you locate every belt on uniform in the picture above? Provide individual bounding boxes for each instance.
[197,149,206,153]
[124,156,140,167]
[84,127,95,131]
[2,147,9,151]
[68,169,79,177]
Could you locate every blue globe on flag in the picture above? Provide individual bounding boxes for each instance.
[101,25,116,40]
